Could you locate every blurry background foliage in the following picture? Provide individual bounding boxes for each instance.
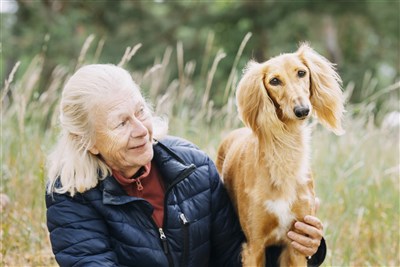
[2,0,399,109]
[1,0,399,266]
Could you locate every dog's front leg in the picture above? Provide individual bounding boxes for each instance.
[279,245,308,267]
[242,241,267,267]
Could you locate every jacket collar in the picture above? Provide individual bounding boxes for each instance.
[152,139,195,186]
[101,140,195,205]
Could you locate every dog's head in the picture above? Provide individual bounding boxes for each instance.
[236,43,345,136]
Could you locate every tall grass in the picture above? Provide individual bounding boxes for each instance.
[312,104,399,266]
[1,35,399,266]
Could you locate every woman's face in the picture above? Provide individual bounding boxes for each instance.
[89,88,154,178]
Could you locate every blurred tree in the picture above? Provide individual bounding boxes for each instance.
[3,0,399,106]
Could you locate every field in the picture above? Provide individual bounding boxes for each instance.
[1,40,399,266]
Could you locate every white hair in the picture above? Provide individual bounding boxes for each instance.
[47,64,168,196]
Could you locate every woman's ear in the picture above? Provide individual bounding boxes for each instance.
[69,132,99,154]
[88,146,99,155]
[298,43,345,135]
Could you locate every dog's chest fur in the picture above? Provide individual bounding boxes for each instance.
[258,127,313,240]
[264,199,295,239]
[263,188,314,241]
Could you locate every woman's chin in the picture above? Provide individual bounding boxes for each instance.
[129,148,153,166]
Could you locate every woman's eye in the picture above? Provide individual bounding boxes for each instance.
[269,78,281,86]
[136,107,147,119]
[298,70,306,77]
[117,121,127,128]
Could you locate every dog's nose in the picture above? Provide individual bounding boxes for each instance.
[294,106,310,118]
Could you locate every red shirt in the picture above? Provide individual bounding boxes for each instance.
[112,162,165,227]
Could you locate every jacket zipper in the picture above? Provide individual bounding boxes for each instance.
[163,164,196,225]
[150,218,174,267]
[151,164,196,267]
[179,213,190,267]
[158,228,171,259]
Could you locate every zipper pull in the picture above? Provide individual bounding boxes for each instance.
[179,213,189,225]
[158,228,169,254]
[159,227,166,239]
[136,179,143,191]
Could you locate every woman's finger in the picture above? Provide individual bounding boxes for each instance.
[304,215,324,231]
[287,230,321,256]
[287,215,324,257]
[293,220,323,240]
[290,240,318,257]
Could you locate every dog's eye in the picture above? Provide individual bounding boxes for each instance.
[269,78,281,86]
[298,70,306,77]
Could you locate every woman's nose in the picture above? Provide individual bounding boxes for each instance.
[129,118,148,138]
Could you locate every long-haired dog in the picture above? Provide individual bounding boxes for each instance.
[216,43,345,267]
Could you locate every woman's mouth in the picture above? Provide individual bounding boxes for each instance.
[130,142,147,150]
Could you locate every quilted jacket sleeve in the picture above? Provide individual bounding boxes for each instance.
[207,158,245,267]
[46,192,120,267]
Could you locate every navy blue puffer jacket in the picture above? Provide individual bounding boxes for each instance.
[46,136,245,267]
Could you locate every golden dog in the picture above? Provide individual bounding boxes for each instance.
[216,43,345,267]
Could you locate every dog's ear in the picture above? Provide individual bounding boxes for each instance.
[236,61,264,131]
[236,61,283,142]
[298,43,345,135]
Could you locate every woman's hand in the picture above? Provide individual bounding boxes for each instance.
[287,198,324,258]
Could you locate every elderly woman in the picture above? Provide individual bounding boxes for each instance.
[46,64,326,267]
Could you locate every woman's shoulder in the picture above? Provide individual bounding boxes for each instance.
[157,136,210,167]
[158,135,199,150]
[46,182,103,209]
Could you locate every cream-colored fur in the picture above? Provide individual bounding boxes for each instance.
[216,43,344,267]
